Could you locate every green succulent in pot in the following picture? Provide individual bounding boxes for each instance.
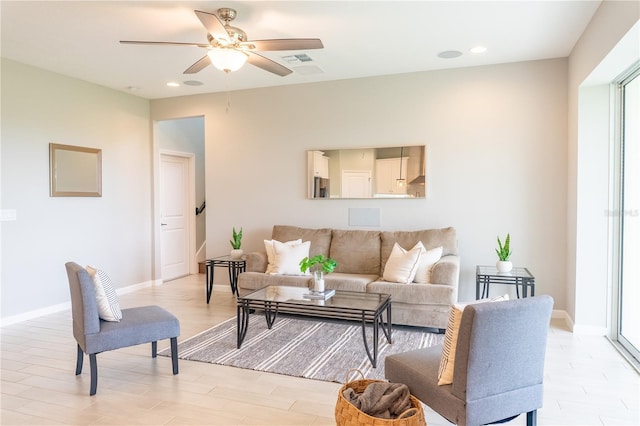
[229,227,243,250]
[495,233,512,261]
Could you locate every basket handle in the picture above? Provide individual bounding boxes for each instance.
[344,368,366,383]
[397,407,419,419]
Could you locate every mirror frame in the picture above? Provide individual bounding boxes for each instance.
[49,143,102,197]
[308,145,426,199]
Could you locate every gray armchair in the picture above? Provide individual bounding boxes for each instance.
[65,262,180,395]
[385,295,553,426]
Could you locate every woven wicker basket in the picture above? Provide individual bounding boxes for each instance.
[335,371,426,426]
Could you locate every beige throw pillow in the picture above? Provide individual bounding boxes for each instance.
[413,243,443,284]
[437,294,509,385]
[85,266,123,322]
[264,239,302,274]
[382,242,422,284]
[270,240,311,275]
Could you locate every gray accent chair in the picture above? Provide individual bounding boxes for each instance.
[385,295,553,426]
[65,262,180,396]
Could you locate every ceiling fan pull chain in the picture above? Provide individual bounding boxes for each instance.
[225,72,232,115]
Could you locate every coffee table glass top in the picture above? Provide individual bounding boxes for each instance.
[240,286,389,310]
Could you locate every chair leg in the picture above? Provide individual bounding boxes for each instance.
[170,337,179,375]
[152,341,157,358]
[526,410,537,426]
[75,344,84,375]
[89,353,97,396]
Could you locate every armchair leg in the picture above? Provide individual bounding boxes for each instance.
[170,337,179,375]
[75,344,84,375]
[526,410,537,426]
[152,341,157,358]
[89,353,97,396]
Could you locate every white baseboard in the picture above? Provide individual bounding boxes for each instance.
[0,279,162,327]
[1,301,72,327]
[554,309,607,335]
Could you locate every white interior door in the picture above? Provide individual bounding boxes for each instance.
[342,171,371,198]
[160,154,190,280]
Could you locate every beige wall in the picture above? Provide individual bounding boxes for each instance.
[152,58,569,306]
[1,59,152,320]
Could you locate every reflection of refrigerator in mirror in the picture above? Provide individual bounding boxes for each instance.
[314,177,330,198]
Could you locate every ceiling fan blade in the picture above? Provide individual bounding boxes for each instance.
[184,55,211,74]
[246,39,323,51]
[246,51,292,76]
[120,40,210,48]
[194,10,229,41]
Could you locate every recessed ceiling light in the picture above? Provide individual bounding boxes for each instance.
[167,82,180,87]
[183,80,204,86]
[470,46,487,54]
[437,50,463,59]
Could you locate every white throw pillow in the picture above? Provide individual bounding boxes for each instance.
[413,244,444,284]
[85,266,123,322]
[382,242,422,284]
[270,240,311,275]
[264,239,302,274]
[437,294,509,386]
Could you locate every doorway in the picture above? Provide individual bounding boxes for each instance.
[154,117,205,282]
[615,66,640,362]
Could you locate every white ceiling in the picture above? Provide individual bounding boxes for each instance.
[1,1,602,100]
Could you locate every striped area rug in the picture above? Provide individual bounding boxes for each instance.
[160,315,444,383]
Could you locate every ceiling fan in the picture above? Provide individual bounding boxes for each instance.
[120,8,323,76]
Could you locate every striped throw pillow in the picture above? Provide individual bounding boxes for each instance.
[86,266,123,322]
[437,294,509,385]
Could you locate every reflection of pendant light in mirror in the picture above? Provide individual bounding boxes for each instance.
[207,48,248,73]
[396,146,406,188]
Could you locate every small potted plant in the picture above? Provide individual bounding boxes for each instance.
[299,254,337,293]
[495,233,512,273]
[229,227,243,259]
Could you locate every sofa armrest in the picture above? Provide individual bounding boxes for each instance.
[245,252,268,273]
[431,255,460,287]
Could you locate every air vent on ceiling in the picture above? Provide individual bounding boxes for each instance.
[282,53,314,64]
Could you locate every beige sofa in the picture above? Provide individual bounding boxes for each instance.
[238,225,460,330]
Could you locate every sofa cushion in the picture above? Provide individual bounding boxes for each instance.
[324,273,377,292]
[366,280,456,305]
[330,229,381,275]
[272,225,332,258]
[380,228,457,273]
[382,242,422,283]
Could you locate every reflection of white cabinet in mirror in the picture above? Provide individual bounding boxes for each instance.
[375,157,408,195]
[313,151,329,178]
[307,145,425,199]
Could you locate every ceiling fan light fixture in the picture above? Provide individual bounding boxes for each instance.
[207,48,248,73]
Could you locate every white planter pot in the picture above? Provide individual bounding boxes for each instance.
[230,249,244,260]
[496,260,513,273]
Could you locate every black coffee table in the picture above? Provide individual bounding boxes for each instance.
[237,286,392,367]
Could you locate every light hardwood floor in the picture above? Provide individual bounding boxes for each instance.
[1,273,638,425]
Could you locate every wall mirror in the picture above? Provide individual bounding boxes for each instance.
[307,145,426,199]
[50,143,102,197]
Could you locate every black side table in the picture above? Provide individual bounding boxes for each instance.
[475,266,535,300]
[206,255,246,303]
